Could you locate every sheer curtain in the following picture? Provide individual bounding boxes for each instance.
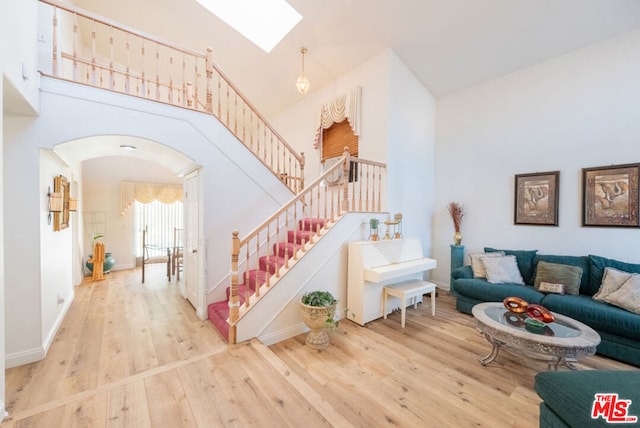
[133,200,183,257]
[121,181,184,257]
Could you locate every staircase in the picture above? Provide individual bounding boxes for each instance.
[39,0,304,193]
[208,152,387,344]
[208,217,327,341]
[39,0,389,345]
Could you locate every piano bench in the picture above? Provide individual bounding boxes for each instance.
[383,280,436,328]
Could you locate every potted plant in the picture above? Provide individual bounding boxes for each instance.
[300,290,338,349]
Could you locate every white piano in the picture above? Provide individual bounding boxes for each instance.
[347,237,437,326]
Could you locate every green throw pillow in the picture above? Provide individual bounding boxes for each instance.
[534,261,583,296]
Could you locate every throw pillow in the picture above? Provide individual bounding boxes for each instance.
[533,255,590,292]
[604,275,640,315]
[485,247,538,284]
[482,255,525,285]
[593,267,634,302]
[588,254,640,296]
[469,252,504,278]
[538,282,565,295]
[534,261,583,296]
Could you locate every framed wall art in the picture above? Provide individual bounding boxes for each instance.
[582,163,640,228]
[514,171,560,226]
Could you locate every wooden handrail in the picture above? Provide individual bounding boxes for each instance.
[39,0,304,192]
[228,149,387,341]
[209,55,304,167]
[238,157,347,248]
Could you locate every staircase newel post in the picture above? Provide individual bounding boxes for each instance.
[229,230,240,328]
[205,47,214,114]
[341,147,350,213]
[299,152,305,192]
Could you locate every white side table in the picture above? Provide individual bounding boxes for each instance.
[383,280,436,327]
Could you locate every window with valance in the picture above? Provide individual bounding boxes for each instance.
[314,86,362,157]
[121,181,183,216]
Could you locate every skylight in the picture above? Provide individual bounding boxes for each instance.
[195,0,302,53]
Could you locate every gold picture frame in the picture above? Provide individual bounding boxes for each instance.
[582,163,640,228]
[514,171,560,226]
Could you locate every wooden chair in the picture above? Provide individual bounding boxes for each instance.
[172,227,184,280]
[141,226,170,283]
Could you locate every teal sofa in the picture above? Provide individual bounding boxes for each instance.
[450,250,640,366]
[535,370,640,427]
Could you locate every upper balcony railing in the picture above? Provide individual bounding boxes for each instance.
[38,0,304,192]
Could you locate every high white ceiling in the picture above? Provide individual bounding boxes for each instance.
[71,0,640,117]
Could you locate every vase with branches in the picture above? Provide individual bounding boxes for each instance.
[447,202,465,245]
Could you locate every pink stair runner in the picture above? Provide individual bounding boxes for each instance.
[208,218,327,341]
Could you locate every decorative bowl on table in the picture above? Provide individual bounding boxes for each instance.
[524,317,546,333]
[526,304,555,323]
[503,296,529,314]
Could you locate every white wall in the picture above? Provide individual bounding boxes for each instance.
[2,0,39,114]
[271,51,392,178]
[386,53,437,257]
[255,213,378,345]
[272,50,437,257]
[3,114,43,366]
[3,146,78,368]
[3,76,294,364]
[39,150,75,356]
[0,68,6,420]
[432,29,640,287]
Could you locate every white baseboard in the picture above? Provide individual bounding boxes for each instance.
[5,346,45,369]
[6,290,75,369]
[259,322,308,346]
[43,289,75,352]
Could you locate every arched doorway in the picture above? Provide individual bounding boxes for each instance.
[53,135,203,314]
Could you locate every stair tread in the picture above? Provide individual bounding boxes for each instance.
[299,217,328,231]
[259,255,286,274]
[245,270,268,288]
[208,300,230,341]
[274,241,302,257]
[226,283,253,301]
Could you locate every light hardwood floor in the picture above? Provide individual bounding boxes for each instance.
[2,267,635,427]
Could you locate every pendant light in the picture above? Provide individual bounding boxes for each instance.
[296,47,310,94]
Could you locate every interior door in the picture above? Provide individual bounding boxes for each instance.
[184,169,203,317]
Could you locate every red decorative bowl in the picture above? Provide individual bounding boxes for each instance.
[503,296,529,314]
[526,304,555,323]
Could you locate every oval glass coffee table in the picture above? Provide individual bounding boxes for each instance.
[472,302,601,370]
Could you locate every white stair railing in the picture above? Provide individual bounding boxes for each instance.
[38,0,305,192]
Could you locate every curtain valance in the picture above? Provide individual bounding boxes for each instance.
[121,181,183,215]
[314,86,361,149]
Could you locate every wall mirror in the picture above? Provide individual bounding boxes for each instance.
[52,175,71,231]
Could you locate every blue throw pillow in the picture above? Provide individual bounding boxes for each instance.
[589,255,640,297]
[485,247,538,285]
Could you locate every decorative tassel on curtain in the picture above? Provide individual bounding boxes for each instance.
[121,181,183,215]
[313,86,362,149]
